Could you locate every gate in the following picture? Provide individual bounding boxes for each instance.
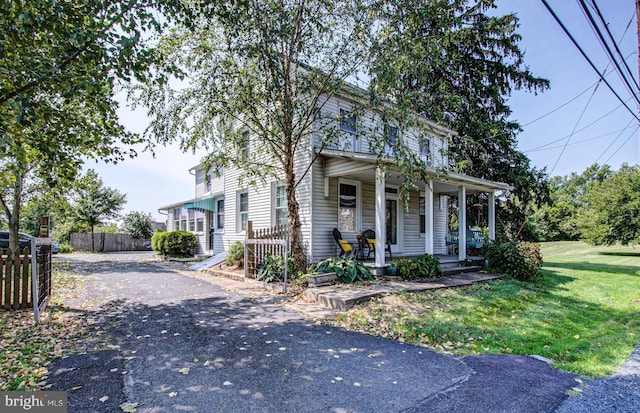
[244,221,290,292]
[0,238,52,322]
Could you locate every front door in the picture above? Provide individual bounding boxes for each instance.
[385,192,402,253]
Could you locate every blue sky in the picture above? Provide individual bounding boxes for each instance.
[90,0,639,221]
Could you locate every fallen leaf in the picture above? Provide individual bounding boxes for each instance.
[99,396,109,403]
[353,382,362,387]
[71,386,82,391]
[178,367,190,375]
[278,347,286,351]
[204,360,211,366]
[334,377,343,381]
[119,402,139,412]
[168,392,178,398]
[223,381,233,386]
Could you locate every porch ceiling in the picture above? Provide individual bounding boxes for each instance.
[320,149,512,194]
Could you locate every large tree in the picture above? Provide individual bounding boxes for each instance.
[368,0,550,238]
[72,170,126,251]
[0,0,192,258]
[139,0,378,271]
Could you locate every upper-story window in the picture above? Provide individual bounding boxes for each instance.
[273,184,288,227]
[240,130,250,161]
[384,124,398,157]
[420,138,431,166]
[339,108,356,151]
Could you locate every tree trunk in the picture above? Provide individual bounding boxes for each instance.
[285,166,306,273]
[7,169,25,260]
[91,225,95,251]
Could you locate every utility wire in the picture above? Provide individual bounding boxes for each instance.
[523,96,631,152]
[550,79,600,174]
[541,0,640,122]
[594,118,635,163]
[577,0,640,105]
[589,0,640,92]
[525,124,638,153]
[604,124,640,164]
[521,78,602,127]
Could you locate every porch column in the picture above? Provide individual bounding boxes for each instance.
[458,185,466,261]
[488,191,496,242]
[425,180,434,255]
[375,166,386,272]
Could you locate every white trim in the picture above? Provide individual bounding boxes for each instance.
[385,186,403,253]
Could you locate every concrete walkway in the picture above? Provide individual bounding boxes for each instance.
[302,272,502,311]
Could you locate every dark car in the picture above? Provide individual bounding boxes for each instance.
[51,240,60,254]
[0,230,34,253]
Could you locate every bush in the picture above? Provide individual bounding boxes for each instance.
[151,231,198,257]
[391,254,440,280]
[315,257,374,283]
[225,241,244,266]
[59,243,73,254]
[257,253,295,283]
[485,240,543,281]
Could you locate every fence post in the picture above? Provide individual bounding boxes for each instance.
[31,237,39,323]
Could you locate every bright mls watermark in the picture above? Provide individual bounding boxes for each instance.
[1,392,67,412]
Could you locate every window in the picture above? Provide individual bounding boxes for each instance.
[206,173,212,192]
[339,108,356,151]
[216,199,225,230]
[238,191,249,231]
[240,130,250,161]
[338,182,358,232]
[384,124,398,157]
[420,138,431,166]
[174,208,187,231]
[274,184,288,227]
[196,211,204,232]
[188,209,196,232]
[420,195,426,234]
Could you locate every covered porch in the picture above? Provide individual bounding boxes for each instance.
[321,148,512,274]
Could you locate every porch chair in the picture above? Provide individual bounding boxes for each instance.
[332,228,357,258]
[361,229,392,260]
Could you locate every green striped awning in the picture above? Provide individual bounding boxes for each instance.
[184,197,216,212]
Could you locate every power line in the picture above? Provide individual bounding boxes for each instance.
[589,0,640,92]
[541,0,640,122]
[550,78,600,174]
[523,96,632,152]
[604,124,640,164]
[577,0,640,105]
[525,124,637,153]
[594,118,635,163]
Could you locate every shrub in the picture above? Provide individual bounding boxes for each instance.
[485,240,543,281]
[225,241,244,266]
[315,257,374,283]
[151,231,166,253]
[151,231,198,257]
[391,254,440,281]
[257,253,295,283]
[59,243,73,254]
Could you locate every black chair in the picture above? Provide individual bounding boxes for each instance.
[332,228,356,258]
[361,229,392,260]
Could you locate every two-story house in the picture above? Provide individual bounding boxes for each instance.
[159,84,512,273]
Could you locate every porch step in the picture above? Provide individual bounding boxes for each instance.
[440,265,482,277]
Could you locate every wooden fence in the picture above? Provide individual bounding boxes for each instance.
[244,222,290,282]
[0,245,52,312]
[70,233,151,252]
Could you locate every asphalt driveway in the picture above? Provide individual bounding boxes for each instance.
[47,252,581,412]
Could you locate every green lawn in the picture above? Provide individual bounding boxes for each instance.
[332,241,640,377]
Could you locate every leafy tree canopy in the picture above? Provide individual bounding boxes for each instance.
[0,0,192,256]
[72,169,126,250]
[368,0,551,237]
[122,211,155,239]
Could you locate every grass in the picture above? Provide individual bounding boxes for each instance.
[332,241,640,377]
[0,261,101,391]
